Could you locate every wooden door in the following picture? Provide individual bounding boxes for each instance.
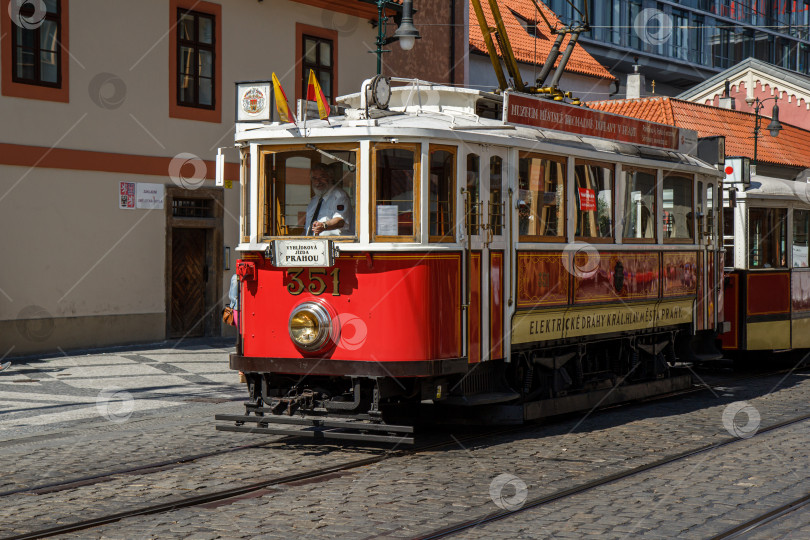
[171,228,206,338]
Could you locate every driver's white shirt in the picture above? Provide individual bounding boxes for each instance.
[305,186,353,236]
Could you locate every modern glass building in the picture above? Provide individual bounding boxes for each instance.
[546,0,810,93]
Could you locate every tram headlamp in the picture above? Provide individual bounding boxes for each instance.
[289,302,332,351]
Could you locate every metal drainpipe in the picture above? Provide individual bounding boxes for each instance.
[450,0,456,85]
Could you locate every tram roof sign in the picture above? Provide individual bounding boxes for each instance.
[504,92,696,154]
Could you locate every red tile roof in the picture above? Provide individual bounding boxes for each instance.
[588,96,810,168]
[469,0,614,81]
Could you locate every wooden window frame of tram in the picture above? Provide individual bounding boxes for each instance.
[573,159,618,245]
[371,142,422,243]
[428,143,457,244]
[621,165,658,245]
[518,151,567,244]
[662,171,697,245]
[257,143,361,243]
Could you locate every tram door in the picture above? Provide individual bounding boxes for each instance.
[463,146,508,363]
[699,181,720,331]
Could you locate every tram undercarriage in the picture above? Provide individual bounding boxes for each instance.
[217,329,702,440]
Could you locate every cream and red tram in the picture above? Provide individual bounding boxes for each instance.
[721,173,810,353]
[217,80,725,441]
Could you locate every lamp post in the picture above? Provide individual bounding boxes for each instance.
[746,95,783,174]
[374,0,421,75]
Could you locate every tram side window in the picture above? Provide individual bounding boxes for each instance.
[429,146,455,242]
[518,153,565,240]
[374,146,419,240]
[748,207,787,269]
[794,209,810,267]
[574,162,613,240]
[263,146,357,239]
[490,156,504,236]
[723,203,735,266]
[466,154,481,235]
[622,169,657,241]
[663,174,694,241]
[706,183,716,242]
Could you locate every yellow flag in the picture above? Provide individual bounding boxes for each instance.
[272,72,295,124]
[307,69,331,120]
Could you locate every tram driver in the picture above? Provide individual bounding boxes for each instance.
[305,163,354,236]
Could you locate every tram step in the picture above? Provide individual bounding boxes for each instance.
[214,413,414,445]
[440,391,521,406]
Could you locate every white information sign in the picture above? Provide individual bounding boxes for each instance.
[794,244,809,267]
[136,183,165,209]
[273,240,333,268]
[377,205,399,236]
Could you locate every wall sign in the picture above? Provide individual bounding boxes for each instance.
[119,182,164,210]
[119,182,135,209]
[136,183,164,209]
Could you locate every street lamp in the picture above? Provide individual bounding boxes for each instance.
[745,95,783,174]
[373,0,421,75]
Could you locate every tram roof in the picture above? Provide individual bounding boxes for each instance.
[235,83,719,175]
[741,175,810,205]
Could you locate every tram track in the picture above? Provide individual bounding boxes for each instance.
[709,493,810,539]
[0,439,284,498]
[410,412,810,540]
[0,365,722,500]
[1,430,507,540]
[2,367,800,540]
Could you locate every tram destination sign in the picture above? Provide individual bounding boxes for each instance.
[504,92,695,152]
[272,239,334,268]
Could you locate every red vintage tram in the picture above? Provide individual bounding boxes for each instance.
[214,74,726,442]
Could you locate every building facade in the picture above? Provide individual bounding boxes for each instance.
[467,0,616,100]
[548,0,810,96]
[0,0,391,356]
[678,58,810,131]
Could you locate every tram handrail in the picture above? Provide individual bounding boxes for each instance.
[508,187,514,306]
[462,188,472,310]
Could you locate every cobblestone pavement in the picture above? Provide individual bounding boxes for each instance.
[15,364,801,539]
[743,505,810,539]
[0,339,242,441]
[0,340,254,495]
[456,419,810,539]
[0,341,389,538]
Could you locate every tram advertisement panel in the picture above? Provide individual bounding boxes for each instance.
[511,299,693,344]
[504,92,694,152]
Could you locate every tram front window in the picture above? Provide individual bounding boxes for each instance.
[263,146,357,239]
[748,207,787,269]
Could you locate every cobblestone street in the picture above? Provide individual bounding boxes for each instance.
[0,342,808,539]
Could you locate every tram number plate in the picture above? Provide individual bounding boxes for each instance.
[273,240,333,267]
[286,268,340,296]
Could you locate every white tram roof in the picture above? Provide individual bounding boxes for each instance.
[741,175,810,205]
[235,83,719,175]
